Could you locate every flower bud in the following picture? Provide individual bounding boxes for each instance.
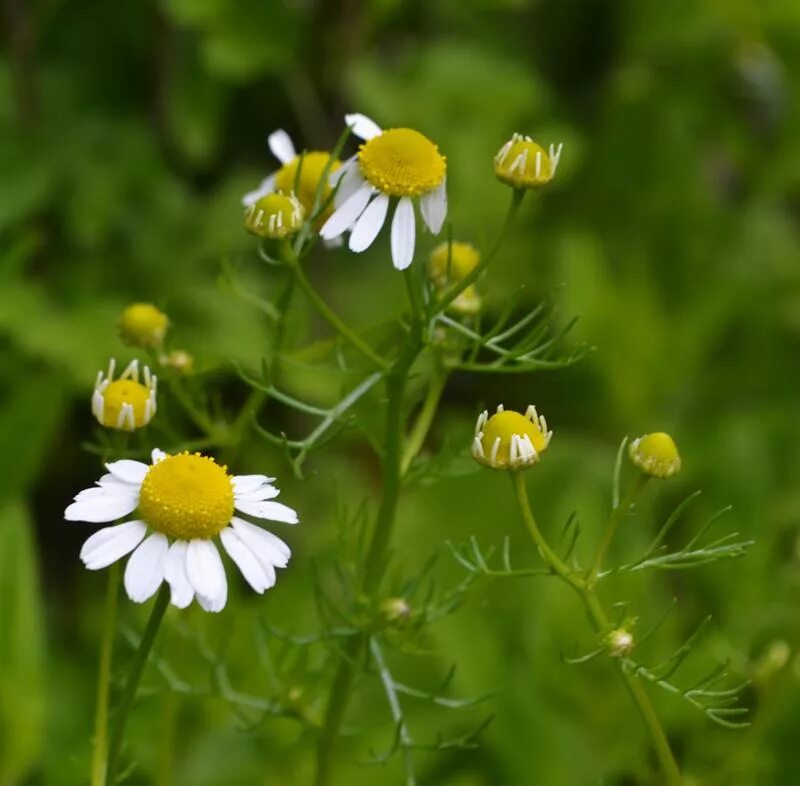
[471,404,552,470]
[159,349,194,374]
[428,241,482,315]
[245,192,304,239]
[92,359,157,432]
[629,432,681,478]
[494,133,563,190]
[605,628,635,658]
[118,303,169,349]
[379,597,411,624]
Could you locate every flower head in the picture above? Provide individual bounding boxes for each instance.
[471,404,552,470]
[606,627,635,657]
[64,449,298,612]
[629,432,681,478]
[243,129,342,221]
[245,192,304,239]
[159,349,194,374]
[494,133,563,190]
[92,359,157,432]
[119,303,169,349]
[319,113,448,270]
[428,241,482,315]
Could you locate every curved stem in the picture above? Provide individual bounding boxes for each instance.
[90,563,120,786]
[400,371,447,477]
[511,472,682,785]
[106,585,170,784]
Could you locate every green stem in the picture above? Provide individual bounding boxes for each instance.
[289,257,388,371]
[587,473,649,586]
[90,563,120,786]
[105,585,170,784]
[434,188,525,315]
[400,371,447,477]
[511,472,682,786]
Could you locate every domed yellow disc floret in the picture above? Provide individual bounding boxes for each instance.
[428,241,482,315]
[629,432,681,478]
[119,303,169,348]
[274,151,341,218]
[358,128,446,197]
[245,192,304,239]
[472,405,552,470]
[494,133,563,189]
[139,452,234,540]
[92,359,157,432]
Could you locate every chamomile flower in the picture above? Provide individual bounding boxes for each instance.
[428,241,482,315]
[65,449,298,612]
[243,129,342,221]
[629,432,681,478]
[319,113,448,270]
[92,359,157,432]
[471,404,552,470]
[494,133,563,190]
[244,192,304,239]
[119,303,169,349]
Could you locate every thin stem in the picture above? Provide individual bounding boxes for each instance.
[433,188,525,316]
[511,472,682,785]
[90,563,120,786]
[400,371,446,477]
[106,585,170,784]
[587,473,649,586]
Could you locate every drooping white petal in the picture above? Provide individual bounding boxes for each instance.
[344,113,382,140]
[151,448,167,464]
[234,498,299,524]
[186,540,227,613]
[319,184,373,240]
[231,517,291,569]
[65,490,139,524]
[124,533,168,603]
[419,177,448,235]
[390,197,416,270]
[220,527,275,593]
[164,541,193,609]
[80,520,147,570]
[349,192,389,253]
[105,459,149,485]
[268,129,297,164]
[242,173,276,207]
[232,475,277,494]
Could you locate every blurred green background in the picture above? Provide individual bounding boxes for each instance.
[3,0,800,784]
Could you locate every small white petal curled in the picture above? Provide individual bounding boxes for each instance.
[186,540,227,613]
[234,499,299,524]
[124,533,168,603]
[80,520,147,570]
[390,197,416,270]
[231,517,291,568]
[164,541,194,609]
[105,459,149,485]
[233,474,277,493]
[320,185,373,240]
[349,192,389,253]
[344,113,382,140]
[420,178,447,235]
[268,129,296,164]
[220,527,275,593]
[151,448,167,464]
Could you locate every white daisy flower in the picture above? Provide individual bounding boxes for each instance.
[243,129,343,222]
[319,113,448,271]
[65,449,298,612]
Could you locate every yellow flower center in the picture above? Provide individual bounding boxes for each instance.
[494,136,553,189]
[358,128,446,197]
[138,453,234,540]
[101,380,152,429]
[480,410,549,466]
[245,193,304,239]
[629,432,681,478]
[118,303,168,348]
[429,241,480,285]
[274,151,341,217]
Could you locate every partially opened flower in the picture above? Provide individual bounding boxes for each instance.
[243,129,342,221]
[244,192,304,239]
[494,133,563,190]
[319,113,448,270]
[65,449,298,612]
[92,359,157,432]
[471,404,552,470]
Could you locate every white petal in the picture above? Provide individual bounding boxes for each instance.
[344,113,382,140]
[231,517,291,569]
[80,520,147,570]
[65,491,139,523]
[234,485,279,503]
[419,177,447,235]
[124,533,168,603]
[234,499,299,524]
[390,197,416,270]
[186,540,227,613]
[319,185,373,240]
[164,541,193,609]
[268,129,296,165]
[220,527,275,593]
[332,159,364,207]
[105,459,148,485]
[349,192,389,253]
[233,475,277,494]
[242,174,276,207]
[151,448,167,464]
